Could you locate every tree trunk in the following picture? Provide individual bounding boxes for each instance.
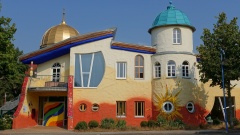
[227,81,234,128]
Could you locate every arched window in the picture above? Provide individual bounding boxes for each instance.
[173,28,181,44]
[154,62,161,78]
[135,55,144,79]
[182,61,189,78]
[52,63,61,82]
[167,60,176,77]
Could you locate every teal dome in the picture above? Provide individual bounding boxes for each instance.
[149,2,195,33]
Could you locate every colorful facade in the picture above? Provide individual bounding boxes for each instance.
[13,2,240,130]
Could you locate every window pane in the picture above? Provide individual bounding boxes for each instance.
[90,52,105,87]
[74,54,82,87]
[81,54,92,72]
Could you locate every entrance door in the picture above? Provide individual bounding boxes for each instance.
[43,102,64,126]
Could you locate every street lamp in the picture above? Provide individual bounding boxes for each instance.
[220,48,228,133]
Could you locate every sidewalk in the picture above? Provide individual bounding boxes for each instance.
[0,126,239,135]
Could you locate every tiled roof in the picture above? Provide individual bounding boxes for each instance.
[19,28,116,64]
[111,41,156,54]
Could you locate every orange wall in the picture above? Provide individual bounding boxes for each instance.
[73,97,152,127]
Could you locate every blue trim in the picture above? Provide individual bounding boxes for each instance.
[111,46,155,54]
[22,34,113,64]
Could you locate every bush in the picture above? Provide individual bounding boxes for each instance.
[140,121,148,127]
[156,115,167,126]
[0,115,13,130]
[148,120,157,127]
[100,118,115,129]
[213,118,221,125]
[88,120,99,129]
[75,121,88,130]
[232,118,239,126]
[116,120,126,130]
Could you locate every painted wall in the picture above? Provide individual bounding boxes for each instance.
[151,26,193,53]
[69,37,153,127]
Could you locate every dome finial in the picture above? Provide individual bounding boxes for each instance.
[61,8,67,25]
[167,1,175,10]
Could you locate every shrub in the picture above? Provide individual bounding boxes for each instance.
[140,121,148,127]
[232,118,239,126]
[147,120,157,127]
[116,120,126,130]
[213,118,221,125]
[75,121,88,130]
[100,118,115,129]
[88,120,99,129]
[0,115,13,130]
[156,115,167,126]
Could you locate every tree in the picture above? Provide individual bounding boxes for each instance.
[197,12,240,128]
[0,15,27,105]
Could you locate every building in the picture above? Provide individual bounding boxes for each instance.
[12,2,240,130]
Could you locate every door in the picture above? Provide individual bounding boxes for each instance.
[43,102,64,126]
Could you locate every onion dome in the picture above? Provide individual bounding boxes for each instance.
[148,1,195,33]
[40,10,79,48]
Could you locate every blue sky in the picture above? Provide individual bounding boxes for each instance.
[1,0,240,54]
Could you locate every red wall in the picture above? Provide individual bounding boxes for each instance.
[73,97,152,127]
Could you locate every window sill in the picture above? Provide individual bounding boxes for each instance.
[116,116,126,118]
[172,43,181,45]
[182,77,191,79]
[116,78,126,80]
[134,78,144,80]
[134,116,144,118]
[153,77,161,80]
[166,77,177,79]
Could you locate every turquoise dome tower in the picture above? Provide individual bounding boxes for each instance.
[149,1,195,33]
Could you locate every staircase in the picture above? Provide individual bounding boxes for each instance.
[0,95,20,117]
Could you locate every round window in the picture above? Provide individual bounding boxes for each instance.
[79,103,87,111]
[186,102,195,113]
[162,101,174,113]
[92,103,99,112]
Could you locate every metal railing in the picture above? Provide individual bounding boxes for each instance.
[28,75,68,88]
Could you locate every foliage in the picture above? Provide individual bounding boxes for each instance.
[74,121,88,130]
[100,118,115,129]
[140,121,148,127]
[197,12,240,128]
[0,15,27,104]
[116,119,126,130]
[0,114,12,130]
[88,120,99,129]
[232,118,239,126]
[213,118,221,125]
[147,120,157,128]
[156,115,185,129]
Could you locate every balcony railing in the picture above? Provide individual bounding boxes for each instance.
[28,75,68,91]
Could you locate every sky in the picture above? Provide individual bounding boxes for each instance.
[1,0,240,54]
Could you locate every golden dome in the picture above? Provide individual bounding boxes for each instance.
[40,11,79,48]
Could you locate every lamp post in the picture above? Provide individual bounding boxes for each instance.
[220,48,228,133]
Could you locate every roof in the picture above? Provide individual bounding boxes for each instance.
[111,41,156,54]
[19,28,116,64]
[19,28,156,64]
[149,2,195,33]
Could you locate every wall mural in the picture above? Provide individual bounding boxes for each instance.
[43,102,64,126]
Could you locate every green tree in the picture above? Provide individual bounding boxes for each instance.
[0,16,27,105]
[197,12,240,128]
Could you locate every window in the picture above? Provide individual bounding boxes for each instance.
[182,61,189,78]
[52,63,61,82]
[186,102,195,113]
[162,101,174,113]
[92,103,99,111]
[167,60,176,77]
[116,101,126,117]
[116,62,127,79]
[154,62,161,78]
[135,101,144,117]
[79,103,87,111]
[135,55,144,79]
[173,28,181,44]
[74,52,105,87]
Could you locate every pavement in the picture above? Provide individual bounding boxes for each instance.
[0,126,239,135]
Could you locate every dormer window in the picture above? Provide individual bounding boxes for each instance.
[173,28,181,44]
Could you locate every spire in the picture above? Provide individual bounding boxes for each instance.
[167,1,175,10]
[61,9,67,25]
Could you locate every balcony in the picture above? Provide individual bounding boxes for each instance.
[28,75,68,92]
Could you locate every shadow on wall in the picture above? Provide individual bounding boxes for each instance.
[152,64,209,126]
